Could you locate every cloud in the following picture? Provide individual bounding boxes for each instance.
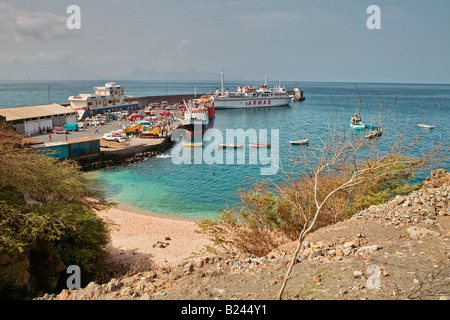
[0,3,74,43]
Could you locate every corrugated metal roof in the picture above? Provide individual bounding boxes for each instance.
[0,104,76,121]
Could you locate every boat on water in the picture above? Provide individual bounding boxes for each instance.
[418,124,435,129]
[350,113,365,130]
[183,143,203,147]
[218,143,244,148]
[249,143,271,148]
[365,128,383,139]
[211,69,291,109]
[290,82,305,103]
[290,139,309,145]
[181,99,210,133]
[68,82,139,120]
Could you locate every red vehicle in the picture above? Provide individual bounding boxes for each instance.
[53,127,68,134]
[127,114,145,121]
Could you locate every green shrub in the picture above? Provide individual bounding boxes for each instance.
[0,126,113,298]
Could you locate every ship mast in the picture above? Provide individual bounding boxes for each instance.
[221,68,224,94]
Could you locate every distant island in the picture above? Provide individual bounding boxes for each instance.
[118,68,245,81]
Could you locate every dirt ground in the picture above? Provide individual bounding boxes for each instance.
[149,215,449,300]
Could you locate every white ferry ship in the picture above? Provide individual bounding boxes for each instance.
[211,70,291,109]
[68,82,140,120]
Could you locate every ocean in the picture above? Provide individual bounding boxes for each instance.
[1,80,449,220]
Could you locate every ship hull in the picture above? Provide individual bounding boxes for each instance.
[212,97,291,109]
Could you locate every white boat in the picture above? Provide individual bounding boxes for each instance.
[181,99,209,130]
[290,139,309,145]
[211,69,291,109]
[418,124,435,129]
[218,143,244,148]
[67,82,139,120]
[249,143,271,148]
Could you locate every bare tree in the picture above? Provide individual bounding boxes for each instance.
[276,97,448,300]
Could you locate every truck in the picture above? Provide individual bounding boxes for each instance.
[62,123,79,132]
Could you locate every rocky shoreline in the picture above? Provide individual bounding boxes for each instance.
[37,169,450,300]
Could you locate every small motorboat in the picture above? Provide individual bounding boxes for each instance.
[249,143,271,148]
[418,124,435,129]
[290,139,309,145]
[365,128,383,139]
[218,143,244,148]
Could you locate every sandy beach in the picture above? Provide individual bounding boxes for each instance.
[96,207,211,272]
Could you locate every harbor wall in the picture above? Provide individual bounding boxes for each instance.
[132,94,199,107]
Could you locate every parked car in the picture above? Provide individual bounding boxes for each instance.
[85,119,101,127]
[76,122,85,129]
[53,127,68,134]
[101,134,124,143]
[109,131,127,139]
[127,114,145,121]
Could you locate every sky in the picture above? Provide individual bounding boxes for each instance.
[0,0,449,83]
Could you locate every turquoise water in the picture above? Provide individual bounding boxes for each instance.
[2,81,449,219]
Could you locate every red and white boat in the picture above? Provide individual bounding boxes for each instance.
[212,69,291,109]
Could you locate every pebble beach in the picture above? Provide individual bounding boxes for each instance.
[96,207,211,270]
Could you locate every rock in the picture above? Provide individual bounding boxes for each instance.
[392,195,405,205]
[303,248,314,259]
[335,247,344,257]
[105,278,123,292]
[353,271,363,279]
[314,249,325,257]
[184,262,194,273]
[343,242,355,249]
[406,227,440,239]
[297,254,306,261]
[343,248,352,256]
[216,288,226,295]
[139,293,151,300]
[357,245,379,253]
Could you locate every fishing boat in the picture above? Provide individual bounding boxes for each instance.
[211,69,291,109]
[350,113,365,130]
[181,99,209,134]
[418,124,435,129]
[290,82,305,102]
[249,143,271,148]
[365,128,383,139]
[218,143,244,148]
[290,139,309,145]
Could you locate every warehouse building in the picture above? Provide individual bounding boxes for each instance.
[0,103,77,135]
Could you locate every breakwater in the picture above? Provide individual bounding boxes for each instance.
[132,94,199,107]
